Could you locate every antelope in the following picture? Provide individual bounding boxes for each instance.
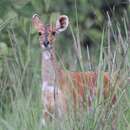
[32,14,116,124]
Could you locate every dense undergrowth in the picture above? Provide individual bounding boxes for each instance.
[0,13,130,130]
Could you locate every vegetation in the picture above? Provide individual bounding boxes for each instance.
[0,0,130,130]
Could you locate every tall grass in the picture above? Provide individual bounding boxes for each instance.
[0,16,130,130]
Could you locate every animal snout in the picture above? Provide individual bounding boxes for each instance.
[43,41,49,48]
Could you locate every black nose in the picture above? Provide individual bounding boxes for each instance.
[43,41,49,47]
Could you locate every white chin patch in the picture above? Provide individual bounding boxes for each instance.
[41,44,45,48]
[43,51,51,60]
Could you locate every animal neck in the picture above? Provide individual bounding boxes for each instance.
[41,48,60,85]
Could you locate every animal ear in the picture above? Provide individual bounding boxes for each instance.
[56,15,69,33]
[32,14,44,32]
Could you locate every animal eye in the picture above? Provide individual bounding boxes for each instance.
[38,32,42,36]
[52,31,56,35]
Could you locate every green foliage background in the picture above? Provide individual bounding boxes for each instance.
[0,0,130,130]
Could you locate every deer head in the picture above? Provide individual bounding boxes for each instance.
[32,14,69,49]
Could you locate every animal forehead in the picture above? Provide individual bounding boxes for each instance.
[44,24,56,32]
[39,25,56,35]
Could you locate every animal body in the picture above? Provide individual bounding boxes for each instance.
[32,14,114,123]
